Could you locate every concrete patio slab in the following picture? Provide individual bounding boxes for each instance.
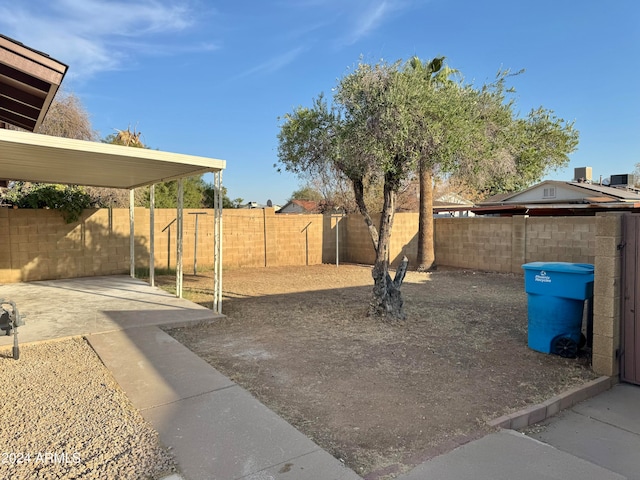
[571,383,640,434]
[0,275,220,346]
[396,430,625,480]
[529,384,640,479]
[87,327,234,410]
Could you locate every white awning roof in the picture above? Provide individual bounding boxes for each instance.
[0,128,226,189]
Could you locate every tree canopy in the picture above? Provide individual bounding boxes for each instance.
[289,186,323,202]
[37,91,98,141]
[277,57,579,320]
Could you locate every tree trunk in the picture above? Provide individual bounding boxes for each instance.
[368,174,408,321]
[370,255,408,321]
[353,178,379,251]
[417,162,435,271]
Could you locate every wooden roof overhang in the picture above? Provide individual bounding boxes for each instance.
[0,34,67,132]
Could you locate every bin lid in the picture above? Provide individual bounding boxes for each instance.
[522,262,594,274]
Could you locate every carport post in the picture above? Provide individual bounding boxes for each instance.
[176,178,184,298]
[213,170,223,314]
[149,184,155,287]
[129,188,135,278]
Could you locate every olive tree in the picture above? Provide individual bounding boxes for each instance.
[278,61,427,320]
[277,57,579,320]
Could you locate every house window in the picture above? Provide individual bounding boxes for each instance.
[543,187,556,199]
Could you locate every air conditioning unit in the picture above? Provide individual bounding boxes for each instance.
[610,174,635,187]
[574,167,592,182]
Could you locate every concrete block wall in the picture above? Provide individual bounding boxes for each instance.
[148,208,218,272]
[0,207,11,281]
[1,208,600,282]
[435,217,513,272]
[222,209,268,268]
[272,213,324,266]
[321,214,348,264]
[221,209,325,268]
[592,213,623,377]
[337,213,596,273]
[435,216,595,273]
[342,212,419,267]
[343,214,376,265]
[0,207,331,282]
[524,217,596,265]
[0,208,132,282]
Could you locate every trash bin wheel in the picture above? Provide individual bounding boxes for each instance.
[552,336,578,358]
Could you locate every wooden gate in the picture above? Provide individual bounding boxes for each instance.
[621,214,640,384]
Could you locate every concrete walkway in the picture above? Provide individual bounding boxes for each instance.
[87,326,360,480]
[528,383,640,479]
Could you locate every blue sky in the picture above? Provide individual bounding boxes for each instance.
[1,0,638,205]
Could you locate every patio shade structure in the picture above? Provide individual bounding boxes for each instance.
[0,127,227,313]
[1,32,226,312]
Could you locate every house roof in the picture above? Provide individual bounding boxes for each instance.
[0,34,67,132]
[0,127,226,189]
[474,180,640,216]
[480,180,640,205]
[278,199,323,213]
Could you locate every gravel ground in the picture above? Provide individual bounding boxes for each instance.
[0,338,176,480]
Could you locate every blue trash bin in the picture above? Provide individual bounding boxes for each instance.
[521,262,594,357]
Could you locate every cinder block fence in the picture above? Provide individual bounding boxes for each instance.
[0,207,623,379]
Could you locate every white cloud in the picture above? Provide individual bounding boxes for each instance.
[0,0,215,81]
[345,1,391,45]
[280,0,423,47]
[236,46,307,79]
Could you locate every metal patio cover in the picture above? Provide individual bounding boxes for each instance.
[0,127,225,189]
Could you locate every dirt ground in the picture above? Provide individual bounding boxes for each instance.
[162,264,596,479]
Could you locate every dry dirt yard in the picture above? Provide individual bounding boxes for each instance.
[163,264,596,479]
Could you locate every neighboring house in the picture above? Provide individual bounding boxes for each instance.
[241,201,281,211]
[396,187,476,217]
[475,179,640,216]
[433,192,476,217]
[277,199,323,214]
